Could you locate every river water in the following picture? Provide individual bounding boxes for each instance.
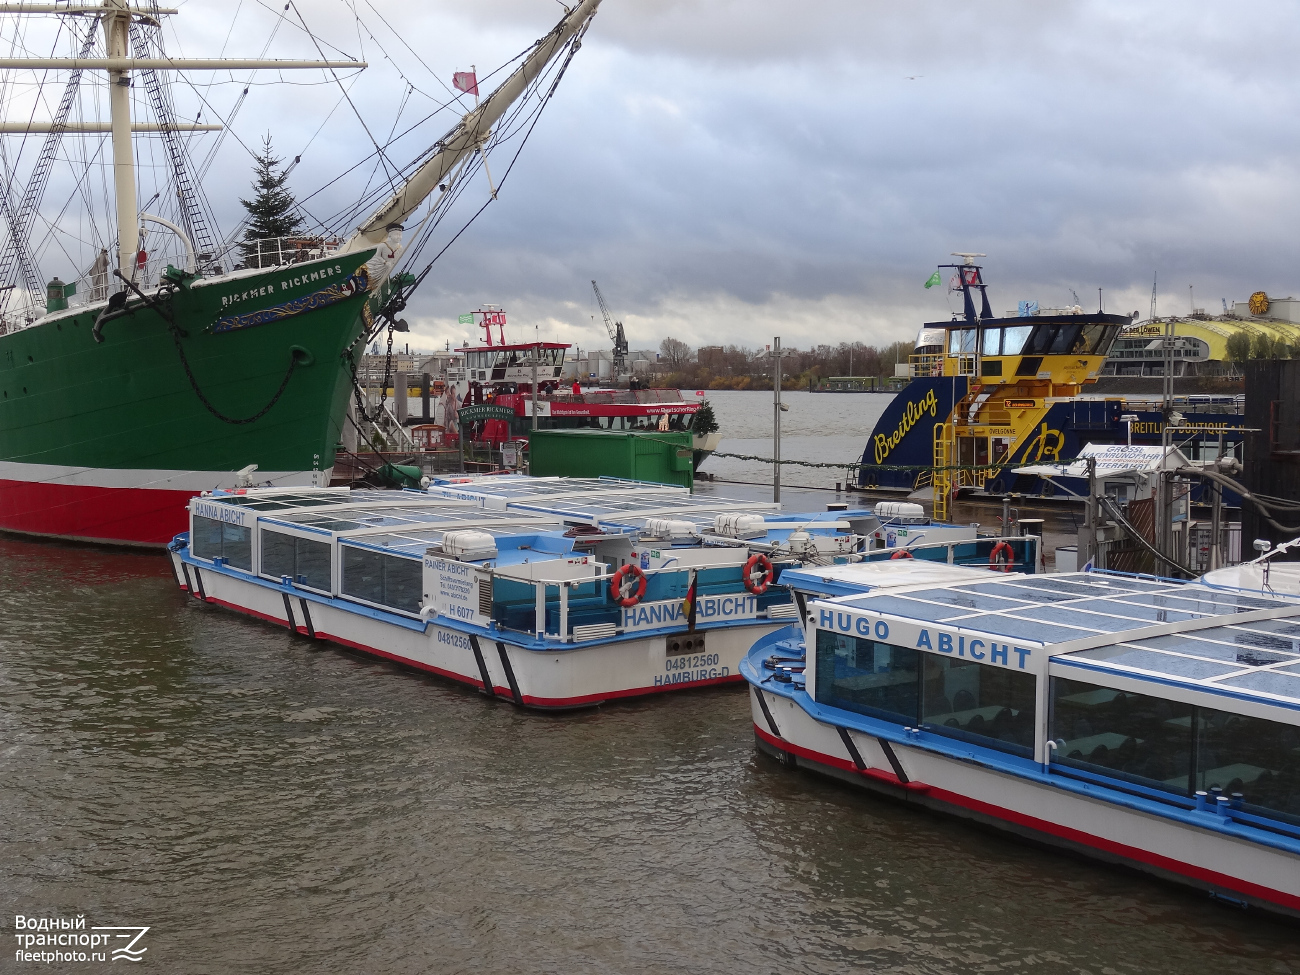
[2,399,1298,972]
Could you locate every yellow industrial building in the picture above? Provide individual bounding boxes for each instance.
[1102,291,1300,378]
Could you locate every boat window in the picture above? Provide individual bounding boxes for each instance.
[1196,707,1300,825]
[1051,323,1083,354]
[814,631,918,725]
[1025,322,1085,356]
[1050,677,1193,795]
[191,515,252,571]
[922,655,1035,757]
[1002,325,1032,355]
[981,328,1002,356]
[1079,322,1123,356]
[948,329,976,354]
[341,546,423,615]
[260,529,332,592]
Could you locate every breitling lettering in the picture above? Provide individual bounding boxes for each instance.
[873,388,939,464]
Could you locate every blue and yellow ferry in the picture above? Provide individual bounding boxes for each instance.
[858,259,1244,515]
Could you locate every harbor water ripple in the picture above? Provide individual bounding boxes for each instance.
[1,540,1297,971]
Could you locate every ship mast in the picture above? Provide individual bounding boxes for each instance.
[104,0,135,279]
[341,0,602,259]
[0,1,367,282]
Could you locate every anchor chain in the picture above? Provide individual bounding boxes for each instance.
[103,270,300,426]
[345,315,397,425]
[171,325,300,426]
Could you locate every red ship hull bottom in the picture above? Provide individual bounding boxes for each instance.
[0,463,320,546]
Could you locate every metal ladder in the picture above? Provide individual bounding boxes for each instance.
[0,18,99,319]
[932,421,953,523]
[129,15,218,265]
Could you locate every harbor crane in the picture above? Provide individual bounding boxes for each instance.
[591,279,628,377]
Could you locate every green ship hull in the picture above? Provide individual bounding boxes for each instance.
[0,249,377,545]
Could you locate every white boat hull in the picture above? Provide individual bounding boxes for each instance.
[170,552,783,708]
[748,685,1300,918]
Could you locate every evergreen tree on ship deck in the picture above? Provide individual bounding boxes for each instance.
[239,136,306,268]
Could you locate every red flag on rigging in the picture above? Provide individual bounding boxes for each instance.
[452,71,479,96]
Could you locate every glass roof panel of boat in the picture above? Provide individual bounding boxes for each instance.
[890,588,1036,612]
[1070,644,1244,680]
[341,523,569,557]
[1215,670,1300,701]
[200,489,578,539]
[430,477,689,500]
[1041,586,1300,706]
[825,575,1300,669]
[214,493,361,510]
[1124,632,1298,666]
[507,493,778,524]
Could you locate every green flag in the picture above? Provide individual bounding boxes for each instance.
[458,313,474,325]
[924,271,942,289]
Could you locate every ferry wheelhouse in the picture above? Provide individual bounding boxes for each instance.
[166,477,887,708]
[858,258,1244,514]
[742,562,1300,917]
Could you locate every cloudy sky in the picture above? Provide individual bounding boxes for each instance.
[13,1,1300,354]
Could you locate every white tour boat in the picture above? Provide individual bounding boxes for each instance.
[167,478,884,708]
[742,562,1300,918]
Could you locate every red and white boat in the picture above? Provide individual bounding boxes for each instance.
[420,309,708,453]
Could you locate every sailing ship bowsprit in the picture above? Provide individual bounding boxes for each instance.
[0,0,602,545]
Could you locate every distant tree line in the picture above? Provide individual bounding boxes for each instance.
[1225,331,1300,364]
[655,337,914,390]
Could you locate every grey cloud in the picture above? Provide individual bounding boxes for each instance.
[17,0,1300,352]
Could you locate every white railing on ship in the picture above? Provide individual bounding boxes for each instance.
[243,237,342,270]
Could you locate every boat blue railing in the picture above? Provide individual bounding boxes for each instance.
[859,535,1040,573]
[490,562,794,638]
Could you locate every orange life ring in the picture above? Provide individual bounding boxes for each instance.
[743,553,774,595]
[610,564,647,607]
[890,549,914,560]
[990,540,1014,572]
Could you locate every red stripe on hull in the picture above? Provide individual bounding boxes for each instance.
[753,723,1300,915]
[197,587,743,708]
[0,477,193,546]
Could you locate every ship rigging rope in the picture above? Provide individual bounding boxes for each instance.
[288,0,399,192]
[707,451,1037,474]
[295,34,542,236]
[376,26,590,322]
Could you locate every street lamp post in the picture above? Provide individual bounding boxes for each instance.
[773,337,782,503]
[1120,413,1138,447]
